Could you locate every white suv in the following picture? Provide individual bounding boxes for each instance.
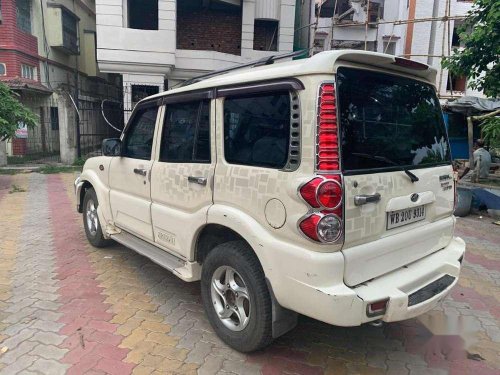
[75,50,466,352]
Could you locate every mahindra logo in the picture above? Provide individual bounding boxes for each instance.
[411,193,419,202]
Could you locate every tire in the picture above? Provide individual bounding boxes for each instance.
[83,187,111,248]
[201,241,273,352]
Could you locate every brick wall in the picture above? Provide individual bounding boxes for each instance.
[0,0,40,81]
[0,50,40,80]
[177,8,242,56]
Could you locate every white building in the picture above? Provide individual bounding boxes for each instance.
[95,0,297,114]
[311,0,480,98]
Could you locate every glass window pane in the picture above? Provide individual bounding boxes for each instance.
[337,67,451,172]
[160,102,200,162]
[224,92,290,169]
[16,0,31,33]
[122,107,158,160]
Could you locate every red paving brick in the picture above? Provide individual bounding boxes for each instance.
[47,175,133,374]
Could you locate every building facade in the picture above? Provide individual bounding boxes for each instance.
[311,0,479,98]
[95,0,297,117]
[0,0,120,164]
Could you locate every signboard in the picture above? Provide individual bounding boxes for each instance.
[15,122,28,139]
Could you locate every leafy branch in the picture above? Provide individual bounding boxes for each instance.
[441,0,500,98]
[0,82,38,141]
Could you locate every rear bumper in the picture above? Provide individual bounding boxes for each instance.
[354,236,464,324]
[267,236,465,326]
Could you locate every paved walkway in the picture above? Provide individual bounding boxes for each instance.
[0,173,498,375]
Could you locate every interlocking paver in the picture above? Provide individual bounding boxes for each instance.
[0,354,37,375]
[0,340,38,365]
[29,343,68,360]
[28,357,70,374]
[31,331,66,346]
[0,172,498,375]
[185,340,213,364]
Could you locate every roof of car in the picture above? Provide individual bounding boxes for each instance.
[141,50,438,104]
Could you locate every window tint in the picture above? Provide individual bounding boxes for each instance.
[122,107,158,160]
[160,101,210,163]
[224,92,290,169]
[337,67,451,172]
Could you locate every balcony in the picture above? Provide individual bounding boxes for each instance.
[46,4,80,55]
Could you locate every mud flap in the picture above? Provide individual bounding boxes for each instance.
[266,279,298,338]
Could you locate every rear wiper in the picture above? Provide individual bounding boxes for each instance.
[403,169,419,183]
[352,153,419,183]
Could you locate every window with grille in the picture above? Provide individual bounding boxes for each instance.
[16,0,31,33]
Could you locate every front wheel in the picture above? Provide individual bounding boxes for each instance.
[201,241,273,352]
[83,187,111,248]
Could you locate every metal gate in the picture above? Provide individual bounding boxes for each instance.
[77,80,124,160]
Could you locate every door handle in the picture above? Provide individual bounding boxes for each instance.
[188,176,207,186]
[354,193,381,206]
[133,168,147,177]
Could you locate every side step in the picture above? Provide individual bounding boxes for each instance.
[111,231,186,273]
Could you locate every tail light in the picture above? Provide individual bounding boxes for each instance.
[316,83,339,171]
[298,175,343,243]
[298,81,344,244]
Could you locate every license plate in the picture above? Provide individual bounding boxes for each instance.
[387,205,426,230]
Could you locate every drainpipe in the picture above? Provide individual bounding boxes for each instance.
[73,0,81,159]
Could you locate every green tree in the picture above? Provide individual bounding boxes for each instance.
[0,82,37,141]
[442,0,499,98]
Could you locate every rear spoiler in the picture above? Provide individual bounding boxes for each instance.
[335,51,437,84]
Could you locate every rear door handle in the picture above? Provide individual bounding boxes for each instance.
[133,168,147,177]
[188,176,207,186]
[354,193,381,206]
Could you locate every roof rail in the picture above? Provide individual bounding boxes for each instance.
[179,49,308,88]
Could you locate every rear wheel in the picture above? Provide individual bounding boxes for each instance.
[201,241,273,352]
[83,188,111,248]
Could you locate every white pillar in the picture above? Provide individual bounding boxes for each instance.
[279,0,295,53]
[241,0,256,58]
[57,94,78,165]
[0,140,7,167]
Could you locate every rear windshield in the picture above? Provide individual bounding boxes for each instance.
[336,67,451,173]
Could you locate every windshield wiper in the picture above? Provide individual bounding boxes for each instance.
[403,169,419,183]
[352,153,420,183]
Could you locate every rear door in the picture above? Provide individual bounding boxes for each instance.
[337,67,455,286]
[150,99,214,259]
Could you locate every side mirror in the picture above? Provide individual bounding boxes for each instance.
[102,138,121,156]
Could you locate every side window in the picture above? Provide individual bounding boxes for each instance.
[122,106,158,160]
[224,92,290,169]
[160,100,211,163]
